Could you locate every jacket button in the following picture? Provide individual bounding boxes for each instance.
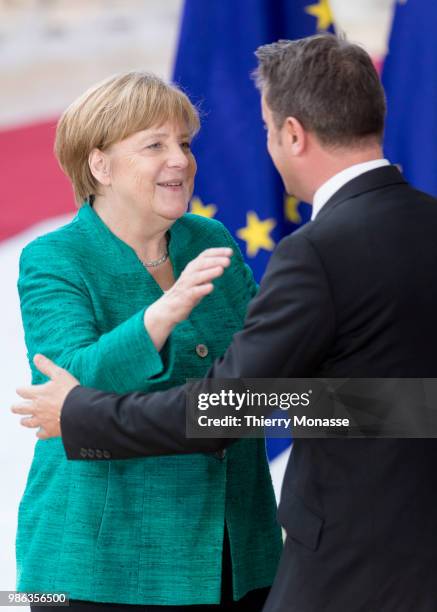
[87,448,95,458]
[95,449,103,459]
[196,344,208,358]
[215,449,226,460]
[103,450,112,459]
[80,448,87,459]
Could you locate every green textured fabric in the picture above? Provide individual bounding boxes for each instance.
[16,204,283,605]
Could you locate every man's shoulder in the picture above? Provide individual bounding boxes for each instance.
[307,180,436,239]
[274,181,437,272]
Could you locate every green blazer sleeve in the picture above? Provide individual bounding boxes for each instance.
[18,239,175,392]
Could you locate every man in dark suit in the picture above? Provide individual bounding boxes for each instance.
[14,35,437,611]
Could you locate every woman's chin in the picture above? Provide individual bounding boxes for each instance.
[157,202,189,221]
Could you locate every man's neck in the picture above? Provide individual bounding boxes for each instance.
[311,145,385,198]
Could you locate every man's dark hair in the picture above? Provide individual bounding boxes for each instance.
[253,34,386,147]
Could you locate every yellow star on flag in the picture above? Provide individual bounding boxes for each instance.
[285,196,302,225]
[190,196,217,218]
[237,211,276,257]
[305,0,334,31]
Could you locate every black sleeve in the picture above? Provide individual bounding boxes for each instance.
[61,232,336,459]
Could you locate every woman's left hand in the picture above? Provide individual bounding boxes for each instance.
[11,354,79,439]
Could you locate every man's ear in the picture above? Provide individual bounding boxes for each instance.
[284,117,306,156]
[88,148,111,186]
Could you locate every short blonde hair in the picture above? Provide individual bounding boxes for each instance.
[55,71,200,204]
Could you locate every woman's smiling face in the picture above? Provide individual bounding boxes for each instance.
[103,121,197,221]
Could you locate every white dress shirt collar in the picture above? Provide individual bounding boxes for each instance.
[311,159,390,220]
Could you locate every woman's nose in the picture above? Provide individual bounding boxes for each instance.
[166,145,189,168]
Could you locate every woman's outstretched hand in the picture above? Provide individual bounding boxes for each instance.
[144,247,233,350]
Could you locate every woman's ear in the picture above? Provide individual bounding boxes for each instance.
[88,148,111,186]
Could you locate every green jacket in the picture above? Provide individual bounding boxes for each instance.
[16,204,282,605]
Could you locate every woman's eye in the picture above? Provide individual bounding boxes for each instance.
[180,141,191,151]
[146,142,162,150]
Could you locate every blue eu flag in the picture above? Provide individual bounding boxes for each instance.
[382,0,437,196]
[173,0,335,459]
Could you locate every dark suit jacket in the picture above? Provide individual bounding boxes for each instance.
[62,166,437,612]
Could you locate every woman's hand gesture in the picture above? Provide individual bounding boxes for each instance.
[144,247,233,350]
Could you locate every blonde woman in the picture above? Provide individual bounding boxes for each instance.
[16,72,282,611]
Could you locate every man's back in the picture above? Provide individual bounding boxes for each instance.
[267,165,437,612]
[306,166,437,379]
